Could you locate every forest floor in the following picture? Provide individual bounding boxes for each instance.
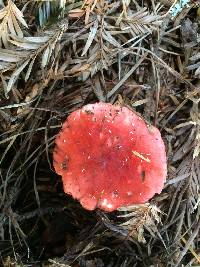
[0,1,200,266]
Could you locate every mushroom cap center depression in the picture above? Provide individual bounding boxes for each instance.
[53,103,167,212]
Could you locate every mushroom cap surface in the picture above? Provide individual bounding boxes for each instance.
[53,102,167,212]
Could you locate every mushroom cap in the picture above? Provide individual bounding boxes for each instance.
[53,102,167,212]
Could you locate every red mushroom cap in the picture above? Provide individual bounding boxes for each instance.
[53,102,167,212]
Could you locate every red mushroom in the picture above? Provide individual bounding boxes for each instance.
[53,102,167,212]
